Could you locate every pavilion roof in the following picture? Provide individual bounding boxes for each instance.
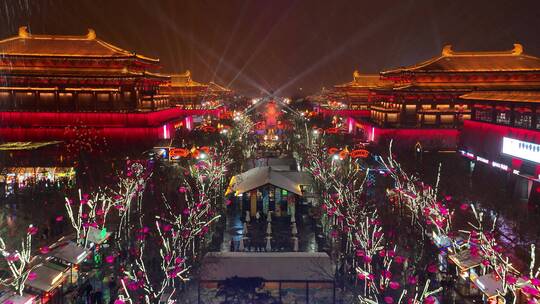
[382,44,540,75]
[168,70,207,87]
[335,71,392,89]
[49,242,90,265]
[460,90,540,104]
[227,166,307,196]
[0,26,159,62]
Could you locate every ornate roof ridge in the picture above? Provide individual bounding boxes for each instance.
[16,26,98,41]
[0,26,159,62]
[381,44,540,75]
[441,44,524,57]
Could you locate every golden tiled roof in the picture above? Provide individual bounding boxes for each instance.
[0,26,159,62]
[460,91,540,103]
[168,70,206,87]
[382,44,540,75]
[335,70,392,88]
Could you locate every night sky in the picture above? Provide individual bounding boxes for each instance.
[1,0,540,96]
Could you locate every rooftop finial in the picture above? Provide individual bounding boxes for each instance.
[353,70,361,81]
[18,26,30,38]
[442,44,453,56]
[86,29,96,40]
[511,43,523,55]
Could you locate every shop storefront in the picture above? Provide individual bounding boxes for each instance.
[0,167,75,196]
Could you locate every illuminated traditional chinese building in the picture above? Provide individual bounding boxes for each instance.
[371,44,540,128]
[359,44,540,151]
[0,26,169,111]
[0,27,181,143]
[160,70,232,109]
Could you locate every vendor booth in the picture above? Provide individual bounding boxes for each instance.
[48,242,91,285]
[24,262,68,304]
[448,248,483,297]
[0,290,35,304]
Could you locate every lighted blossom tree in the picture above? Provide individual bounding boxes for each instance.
[118,219,191,304]
[459,205,533,303]
[63,162,151,250]
[0,225,37,296]
[523,244,540,302]
[112,162,152,251]
[108,111,254,303]
[117,130,236,303]
[379,141,456,251]
[352,210,442,304]
[299,136,444,303]
[378,142,540,303]
[64,189,116,247]
[231,111,254,143]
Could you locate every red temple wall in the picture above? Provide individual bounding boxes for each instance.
[1,108,175,127]
[0,108,221,128]
[0,107,221,143]
[0,125,169,143]
[358,121,459,150]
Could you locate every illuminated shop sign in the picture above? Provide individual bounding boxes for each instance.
[502,137,540,164]
[459,150,475,159]
[476,156,489,164]
[491,162,508,171]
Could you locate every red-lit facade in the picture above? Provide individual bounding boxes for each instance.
[0,27,179,143]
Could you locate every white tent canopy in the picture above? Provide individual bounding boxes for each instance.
[473,273,504,298]
[50,242,90,265]
[25,263,67,292]
[228,166,310,196]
